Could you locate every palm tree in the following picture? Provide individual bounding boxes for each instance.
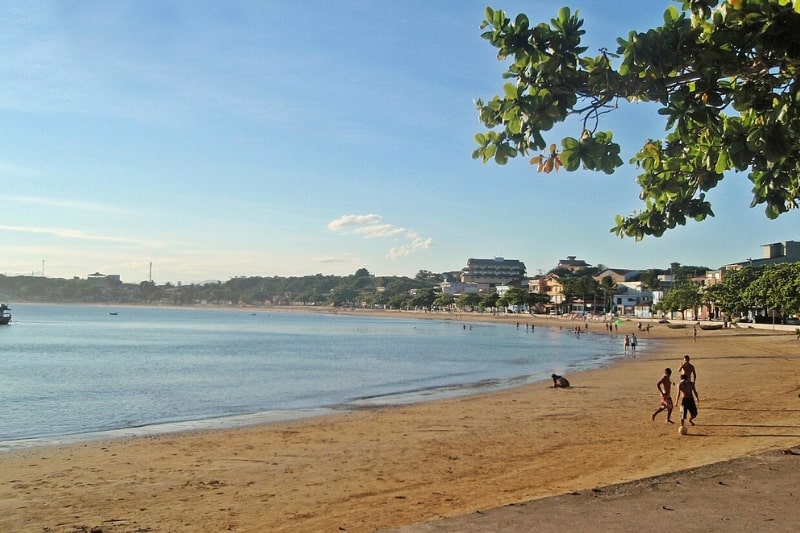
[599,276,617,314]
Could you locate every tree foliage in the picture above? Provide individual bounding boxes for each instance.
[598,275,618,311]
[0,272,433,309]
[480,292,500,309]
[654,281,702,318]
[742,262,800,317]
[638,269,662,290]
[456,292,482,310]
[474,1,800,239]
[703,262,800,320]
[433,293,456,308]
[703,265,762,315]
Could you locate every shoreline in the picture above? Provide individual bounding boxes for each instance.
[2,314,799,531]
[1,308,629,451]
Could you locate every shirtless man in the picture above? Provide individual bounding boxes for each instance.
[551,374,570,388]
[679,355,696,382]
[676,373,700,427]
[651,368,674,423]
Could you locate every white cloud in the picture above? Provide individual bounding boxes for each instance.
[327,214,433,260]
[352,224,407,239]
[389,237,434,259]
[327,214,382,232]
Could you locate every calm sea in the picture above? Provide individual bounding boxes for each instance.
[0,304,634,450]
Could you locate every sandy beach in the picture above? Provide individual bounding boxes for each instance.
[2,314,799,532]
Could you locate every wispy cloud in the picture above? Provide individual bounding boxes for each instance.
[1,195,135,215]
[0,161,39,177]
[315,252,360,265]
[0,224,164,247]
[327,214,433,259]
[327,214,382,232]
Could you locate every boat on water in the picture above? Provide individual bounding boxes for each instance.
[0,303,11,325]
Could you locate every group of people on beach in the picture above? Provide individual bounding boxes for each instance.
[651,355,700,428]
[553,354,701,430]
[623,333,637,354]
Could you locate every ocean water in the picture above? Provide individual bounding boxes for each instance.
[0,304,634,450]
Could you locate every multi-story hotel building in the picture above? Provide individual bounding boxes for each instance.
[460,257,526,292]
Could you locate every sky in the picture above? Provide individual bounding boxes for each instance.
[1,1,798,284]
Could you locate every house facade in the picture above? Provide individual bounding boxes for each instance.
[556,256,591,272]
[529,273,564,314]
[594,268,640,283]
[612,282,656,317]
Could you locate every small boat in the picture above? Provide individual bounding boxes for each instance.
[699,324,723,331]
[0,303,11,325]
[666,323,686,329]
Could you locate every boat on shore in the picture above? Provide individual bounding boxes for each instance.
[699,323,723,331]
[0,303,11,325]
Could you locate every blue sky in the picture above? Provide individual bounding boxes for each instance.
[1,1,797,284]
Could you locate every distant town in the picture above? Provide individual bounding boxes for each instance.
[2,240,799,324]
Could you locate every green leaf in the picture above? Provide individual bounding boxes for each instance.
[714,151,729,174]
[561,136,580,150]
[494,151,508,165]
[502,82,518,99]
[663,5,679,24]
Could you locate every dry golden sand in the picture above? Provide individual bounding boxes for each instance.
[1,314,799,532]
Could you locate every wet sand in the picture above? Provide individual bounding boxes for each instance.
[2,314,799,532]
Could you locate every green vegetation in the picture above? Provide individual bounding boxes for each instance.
[654,281,703,319]
[4,261,799,322]
[0,270,436,309]
[704,262,800,322]
[474,1,800,239]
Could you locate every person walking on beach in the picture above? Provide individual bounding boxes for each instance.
[630,333,637,353]
[679,355,697,382]
[651,368,675,423]
[623,334,630,354]
[676,373,700,427]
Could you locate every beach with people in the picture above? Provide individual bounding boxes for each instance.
[1,312,799,532]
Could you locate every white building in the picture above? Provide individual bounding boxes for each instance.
[613,282,655,317]
[440,281,479,296]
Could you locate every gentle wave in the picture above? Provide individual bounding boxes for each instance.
[0,305,635,449]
